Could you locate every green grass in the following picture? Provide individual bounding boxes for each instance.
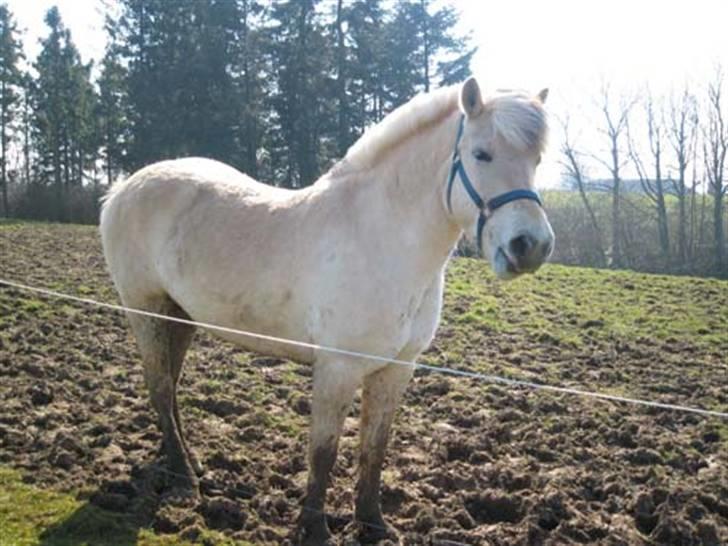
[444,259,727,352]
[0,468,204,546]
[0,467,255,546]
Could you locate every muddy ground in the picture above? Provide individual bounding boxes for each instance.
[0,224,727,545]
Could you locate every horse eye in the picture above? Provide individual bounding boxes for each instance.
[474,150,493,162]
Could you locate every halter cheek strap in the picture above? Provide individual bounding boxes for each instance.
[446,114,543,255]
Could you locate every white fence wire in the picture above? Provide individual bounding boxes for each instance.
[0,278,726,420]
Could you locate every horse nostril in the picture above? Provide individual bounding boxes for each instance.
[509,234,535,259]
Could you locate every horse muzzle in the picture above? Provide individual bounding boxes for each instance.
[495,230,554,278]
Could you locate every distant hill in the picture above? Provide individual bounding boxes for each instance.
[557,177,683,196]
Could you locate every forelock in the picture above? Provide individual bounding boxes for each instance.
[485,92,548,153]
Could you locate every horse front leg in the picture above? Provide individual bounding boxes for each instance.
[298,361,359,546]
[355,363,413,543]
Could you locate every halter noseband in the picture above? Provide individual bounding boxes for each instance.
[446,114,543,255]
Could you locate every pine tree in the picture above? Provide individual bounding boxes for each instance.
[381,2,422,109]
[32,7,97,221]
[233,0,268,178]
[438,46,476,87]
[380,0,474,107]
[333,0,348,156]
[68,55,98,192]
[114,0,244,170]
[20,74,32,186]
[345,0,388,126]
[266,0,334,187]
[97,45,128,187]
[413,0,470,91]
[104,0,473,189]
[0,3,23,216]
[326,0,389,151]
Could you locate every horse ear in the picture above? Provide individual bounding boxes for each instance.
[460,77,483,118]
[536,88,549,104]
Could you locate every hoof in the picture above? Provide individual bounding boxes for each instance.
[161,485,200,507]
[296,528,337,546]
[161,466,200,499]
[297,512,336,546]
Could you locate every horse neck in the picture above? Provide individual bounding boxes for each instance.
[341,110,464,274]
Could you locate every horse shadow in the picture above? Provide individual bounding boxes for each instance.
[38,462,170,546]
[38,503,141,546]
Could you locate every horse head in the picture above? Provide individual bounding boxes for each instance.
[447,78,554,279]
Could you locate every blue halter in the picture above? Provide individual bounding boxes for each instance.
[446,114,543,255]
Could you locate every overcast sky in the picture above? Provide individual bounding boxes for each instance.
[9,0,728,187]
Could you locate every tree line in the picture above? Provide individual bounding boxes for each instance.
[1,2,725,278]
[0,0,474,221]
[554,78,728,278]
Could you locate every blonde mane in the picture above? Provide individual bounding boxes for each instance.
[337,84,548,174]
[338,85,460,173]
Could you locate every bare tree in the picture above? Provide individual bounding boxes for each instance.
[690,142,706,265]
[591,84,634,268]
[703,67,728,274]
[559,115,606,266]
[668,86,699,264]
[628,91,670,264]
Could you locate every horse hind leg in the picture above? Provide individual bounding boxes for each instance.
[169,334,203,477]
[126,295,198,494]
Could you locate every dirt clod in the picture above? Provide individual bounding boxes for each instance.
[29,384,53,406]
[464,490,524,524]
[1,224,727,545]
[200,496,247,531]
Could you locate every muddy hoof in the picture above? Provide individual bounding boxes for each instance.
[162,485,200,507]
[296,518,336,546]
[297,529,336,546]
[163,470,200,500]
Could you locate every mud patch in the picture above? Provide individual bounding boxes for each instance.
[0,224,726,545]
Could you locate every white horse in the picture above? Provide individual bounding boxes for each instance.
[100,77,554,545]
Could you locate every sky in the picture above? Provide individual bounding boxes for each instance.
[461,0,728,185]
[8,0,728,188]
[10,0,108,65]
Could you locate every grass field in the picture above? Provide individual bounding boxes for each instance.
[1,223,727,545]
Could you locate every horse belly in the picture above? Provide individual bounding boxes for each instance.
[398,271,444,361]
[208,327,315,363]
[165,277,316,363]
